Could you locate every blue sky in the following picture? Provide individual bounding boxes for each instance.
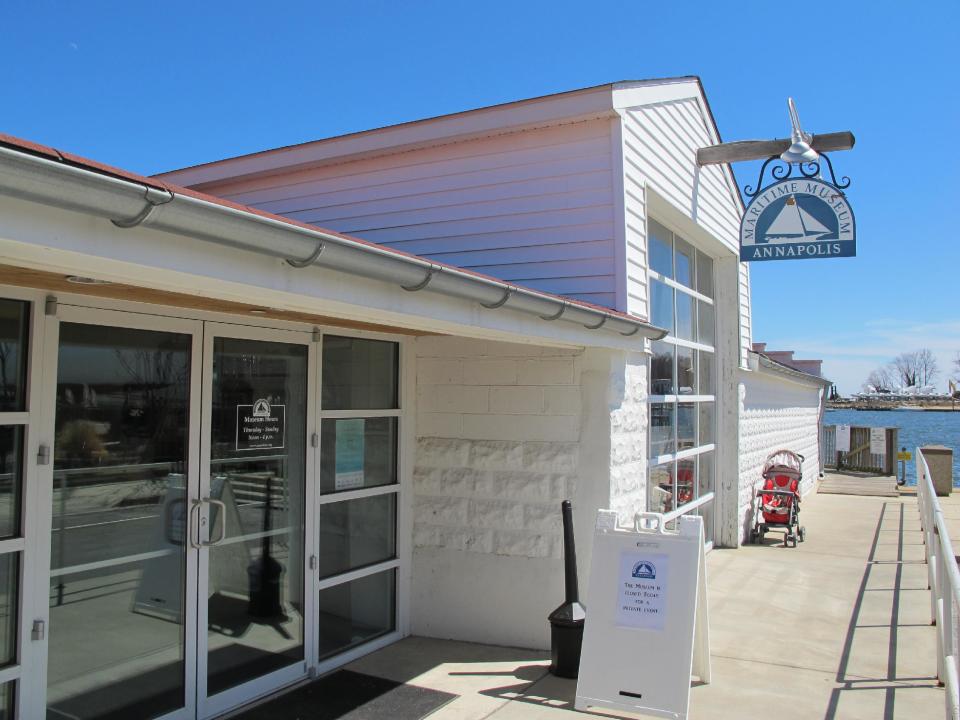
[2,1,957,394]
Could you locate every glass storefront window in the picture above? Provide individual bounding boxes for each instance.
[674,235,695,289]
[696,250,714,298]
[677,403,696,451]
[698,351,714,395]
[649,403,675,457]
[0,428,22,540]
[319,417,398,494]
[677,347,695,395]
[649,464,672,513]
[0,299,28,412]
[650,341,674,395]
[319,333,400,662]
[322,336,399,410]
[698,301,715,347]
[318,494,396,579]
[677,459,696,507]
[675,292,695,341]
[0,555,17,668]
[698,451,715,499]
[698,402,715,446]
[650,279,673,334]
[648,221,673,278]
[317,569,396,660]
[0,680,12,720]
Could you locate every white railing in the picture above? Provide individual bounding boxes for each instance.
[917,446,960,720]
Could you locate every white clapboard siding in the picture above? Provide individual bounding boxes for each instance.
[617,96,750,363]
[201,121,618,308]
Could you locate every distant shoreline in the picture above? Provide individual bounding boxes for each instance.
[827,400,960,412]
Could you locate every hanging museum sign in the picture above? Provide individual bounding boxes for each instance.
[740,158,856,262]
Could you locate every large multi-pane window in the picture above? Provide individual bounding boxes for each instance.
[647,220,716,541]
[317,336,400,660]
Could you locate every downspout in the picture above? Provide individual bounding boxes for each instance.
[0,143,666,341]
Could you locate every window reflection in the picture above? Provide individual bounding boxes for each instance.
[649,403,675,458]
[0,428,22,539]
[322,336,398,410]
[0,299,28,412]
[49,323,191,720]
[650,341,674,395]
[207,337,308,696]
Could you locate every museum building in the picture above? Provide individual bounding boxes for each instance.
[0,78,828,719]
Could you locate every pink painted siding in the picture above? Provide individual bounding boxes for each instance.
[194,120,619,309]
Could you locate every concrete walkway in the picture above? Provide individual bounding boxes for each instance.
[345,491,945,719]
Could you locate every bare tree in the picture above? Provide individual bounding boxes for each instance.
[892,349,939,388]
[863,365,897,393]
[915,348,939,386]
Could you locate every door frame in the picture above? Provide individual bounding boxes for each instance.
[14,288,412,719]
[196,321,317,720]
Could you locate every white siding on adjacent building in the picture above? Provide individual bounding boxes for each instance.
[197,121,620,308]
[735,369,823,544]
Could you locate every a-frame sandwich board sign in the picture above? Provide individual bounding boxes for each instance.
[576,511,710,719]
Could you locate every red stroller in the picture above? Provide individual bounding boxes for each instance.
[749,449,806,547]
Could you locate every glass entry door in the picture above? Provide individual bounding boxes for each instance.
[46,308,202,720]
[196,324,313,719]
[44,311,314,720]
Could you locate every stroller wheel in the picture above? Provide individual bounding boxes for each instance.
[749,530,758,544]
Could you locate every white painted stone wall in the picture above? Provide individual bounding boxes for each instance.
[608,353,649,524]
[414,336,582,560]
[411,336,584,649]
[736,369,824,544]
[410,338,646,649]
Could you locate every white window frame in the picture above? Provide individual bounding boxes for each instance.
[647,219,717,540]
[313,329,408,671]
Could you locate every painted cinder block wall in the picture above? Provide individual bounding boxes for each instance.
[411,336,644,649]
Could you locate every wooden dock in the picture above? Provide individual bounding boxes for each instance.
[818,471,899,497]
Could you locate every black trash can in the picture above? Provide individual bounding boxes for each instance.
[548,500,585,678]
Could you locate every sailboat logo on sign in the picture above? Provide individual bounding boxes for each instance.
[740,178,856,262]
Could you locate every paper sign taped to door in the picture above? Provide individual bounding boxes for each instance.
[870,427,886,456]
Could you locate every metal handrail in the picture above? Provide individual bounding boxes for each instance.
[916,446,960,720]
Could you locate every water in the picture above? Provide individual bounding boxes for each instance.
[824,408,960,486]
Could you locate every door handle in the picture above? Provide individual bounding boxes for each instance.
[189,499,204,549]
[189,498,228,548]
[201,498,227,547]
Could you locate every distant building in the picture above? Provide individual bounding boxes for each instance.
[752,343,824,377]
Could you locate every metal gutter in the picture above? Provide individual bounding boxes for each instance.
[0,142,666,341]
